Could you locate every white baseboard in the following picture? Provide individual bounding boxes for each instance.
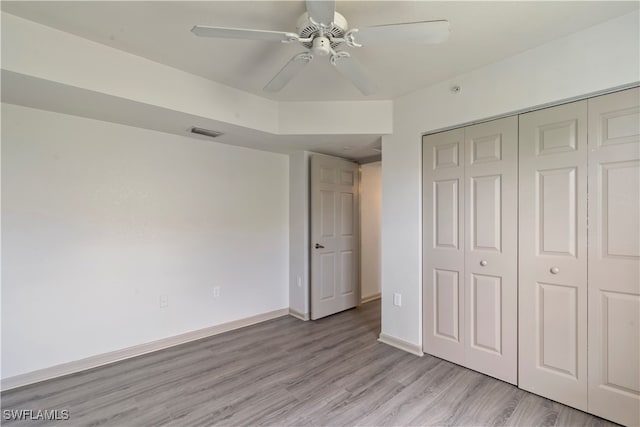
[1,308,289,392]
[361,293,381,304]
[288,308,310,321]
[378,333,424,357]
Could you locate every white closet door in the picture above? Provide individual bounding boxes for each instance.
[423,128,465,365]
[519,101,588,410]
[464,117,518,385]
[587,88,640,427]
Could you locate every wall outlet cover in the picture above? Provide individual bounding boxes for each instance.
[393,293,402,307]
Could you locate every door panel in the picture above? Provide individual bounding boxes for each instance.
[601,161,640,257]
[423,129,465,365]
[471,134,502,163]
[434,268,460,342]
[588,88,640,427]
[320,254,336,299]
[340,193,354,236]
[464,117,518,385]
[519,100,588,410]
[311,155,359,320]
[537,167,577,256]
[340,251,354,294]
[537,119,579,154]
[537,282,578,378]
[471,175,501,252]
[435,179,460,248]
[470,273,502,354]
[600,292,639,392]
[320,190,335,236]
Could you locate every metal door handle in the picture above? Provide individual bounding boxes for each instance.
[480,260,488,267]
[315,243,324,249]
[550,267,559,274]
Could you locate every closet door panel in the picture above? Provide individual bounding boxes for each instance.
[587,87,640,427]
[464,117,518,384]
[423,129,465,365]
[519,101,588,410]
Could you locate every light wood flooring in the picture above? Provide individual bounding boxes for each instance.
[1,301,618,426]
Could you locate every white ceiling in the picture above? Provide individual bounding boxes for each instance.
[2,1,638,102]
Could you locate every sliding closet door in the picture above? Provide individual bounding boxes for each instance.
[423,129,465,365]
[587,88,640,427]
[519,101,588,410]
[464,117,518,384]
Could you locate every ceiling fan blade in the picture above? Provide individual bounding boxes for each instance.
[351,20,450,46]
[191,25,297,42]
[264,52,313,92]
[331,53,376,96]
[306,0,336,27]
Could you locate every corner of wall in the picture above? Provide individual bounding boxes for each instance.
[288,151,311,317]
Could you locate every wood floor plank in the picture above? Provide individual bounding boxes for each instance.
[354,360,463,426]
[503,393,559,427]
[1,301,619,426]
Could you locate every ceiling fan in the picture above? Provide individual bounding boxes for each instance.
[191,1,449,95]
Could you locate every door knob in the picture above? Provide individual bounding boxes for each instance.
[314,243,325,249]
[550,267,559,274]
[480,260,488,267]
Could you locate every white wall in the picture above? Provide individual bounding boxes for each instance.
[360,162,382,301]
[1,103,290,379]
[278,101,392,135]
[381,11,640,346]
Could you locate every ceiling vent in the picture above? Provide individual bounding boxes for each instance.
[190,127,224,139]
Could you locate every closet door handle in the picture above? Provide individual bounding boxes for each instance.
[480,260,488,267]
[550,267,560,274]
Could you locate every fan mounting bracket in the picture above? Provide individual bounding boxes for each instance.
[343,29,362,48]
[282,32,313,44]
[330,50,350,66]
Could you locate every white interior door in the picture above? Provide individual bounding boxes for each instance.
[519,100,588,410]
[423,128,466,366]
[587,88,640,427]
[310,155,359,320]
[464,117,518,385]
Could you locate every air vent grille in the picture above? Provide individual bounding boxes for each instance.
[190,127,223,138]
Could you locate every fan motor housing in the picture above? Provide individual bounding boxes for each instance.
[311,37,331,56]
[296,12,348,49]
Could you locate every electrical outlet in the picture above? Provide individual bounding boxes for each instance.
[393,293,402,307]
[213,286,221,298]
[297,276,302,288]
[160,294,168,308]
